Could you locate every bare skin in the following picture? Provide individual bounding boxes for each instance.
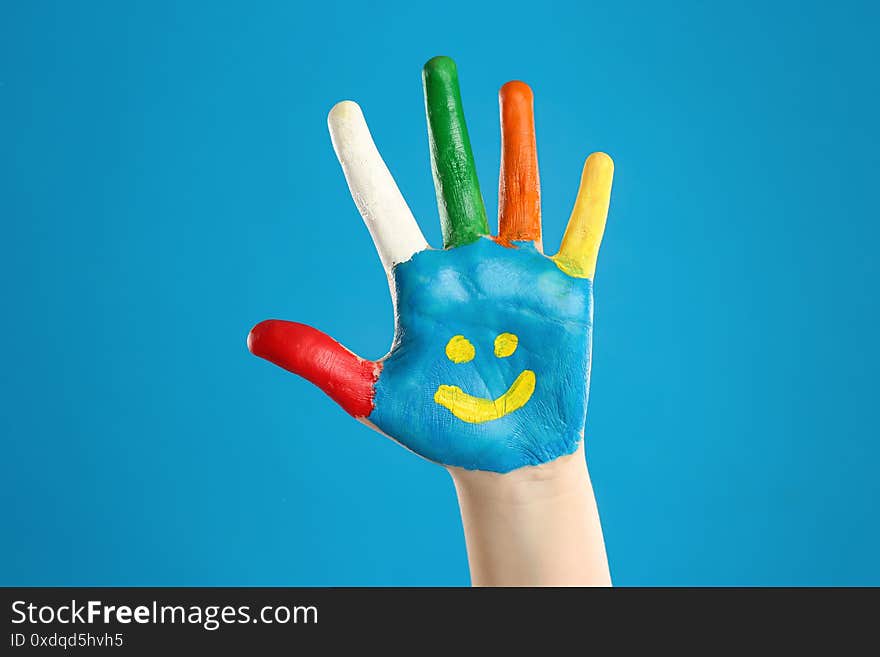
[449,442,611,586]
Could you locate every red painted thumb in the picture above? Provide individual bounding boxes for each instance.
[247,319,381,418]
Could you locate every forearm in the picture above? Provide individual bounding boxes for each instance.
[448,442,611,587]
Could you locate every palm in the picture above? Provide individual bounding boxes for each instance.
[249,57,613,473]
[373,240,592,471]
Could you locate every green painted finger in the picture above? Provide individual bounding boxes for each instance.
[422,56,489,248]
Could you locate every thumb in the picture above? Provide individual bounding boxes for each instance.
[247,319,381,418]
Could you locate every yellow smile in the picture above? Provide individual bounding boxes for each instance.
[433,370,536,424]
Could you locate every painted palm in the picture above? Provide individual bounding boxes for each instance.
[249,57,613,473]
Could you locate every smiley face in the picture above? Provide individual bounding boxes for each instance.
[369,238,593,472]
[433,332,536,423]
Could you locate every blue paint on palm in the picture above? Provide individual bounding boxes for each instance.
[370,238,593,473]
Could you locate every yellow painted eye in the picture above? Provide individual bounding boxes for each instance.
[494,333,519,358]
[445,335,475,363]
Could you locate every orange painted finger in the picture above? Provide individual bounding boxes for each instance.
[497,81,541,248]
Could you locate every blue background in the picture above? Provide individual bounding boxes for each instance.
[2,0,878,585]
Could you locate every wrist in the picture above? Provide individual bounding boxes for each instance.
[447,441,591,505]
[447,442,611,586]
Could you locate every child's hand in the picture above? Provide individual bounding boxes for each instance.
[248,57,613,473]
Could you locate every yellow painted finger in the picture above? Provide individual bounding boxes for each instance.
[552,152,614,279]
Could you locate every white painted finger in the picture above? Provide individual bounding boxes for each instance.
[328,101,429,273]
